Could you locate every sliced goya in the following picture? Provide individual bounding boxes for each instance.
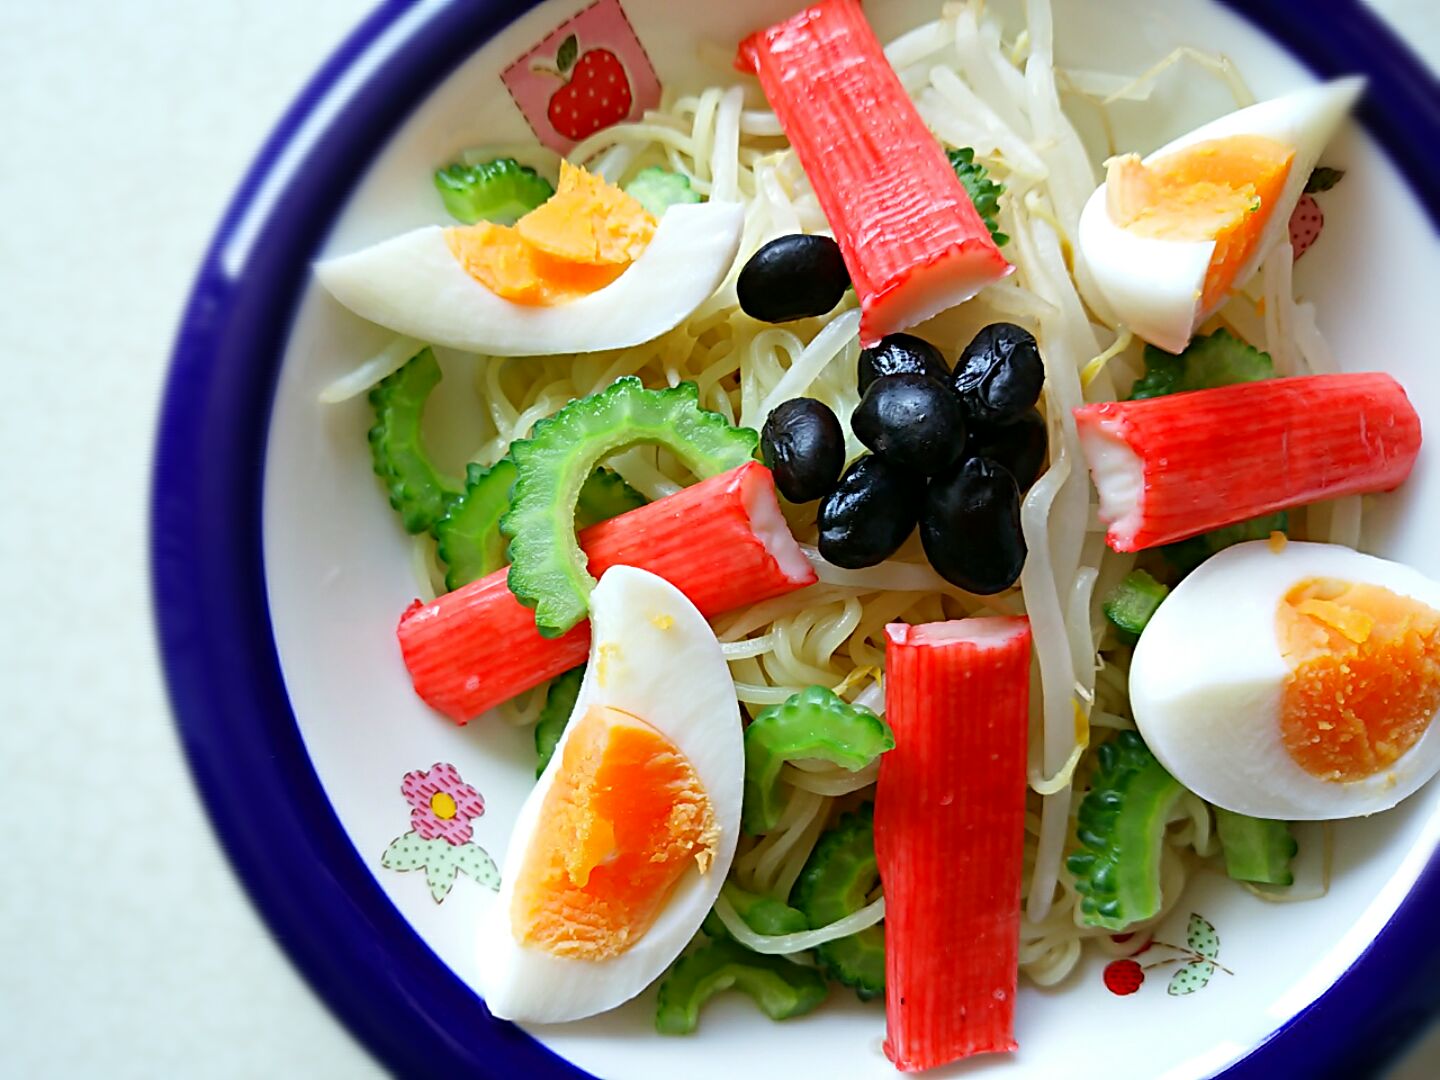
[1066,731,1185,931]
[791,803,885,1001]
[743,686,894,834]
[433,157,555,225]
[1162,511,1288,577]
[436,463,647,592]
[435,459,518,591]
[702,881,810,941]
[367,347,463,533]
[655,937,828,1035]
[576,467,647,528]
[1214,808,1298,886]
[502,377,759,637]
[1102,569,1169,643]
[534,665,584,777]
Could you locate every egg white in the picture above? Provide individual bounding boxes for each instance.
[1131,540,1440,820]
[314,201,744,357]
[475,565,743,1023]
[1077,77,1362,354]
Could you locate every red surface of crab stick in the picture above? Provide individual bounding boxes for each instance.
[736,0,1010,346]
[398,461,816,722]
[878,617,1032,1072]
[1074,371,1422,552]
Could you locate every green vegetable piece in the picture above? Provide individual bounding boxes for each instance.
[436,463,646,592]
[655,937,828,1035]
[1066,731,1185,931]
[1162,511,1289,576]
[575,466,648,528]
[1127,329,1273,401]
[433,158,555,225]
[534,666,585,777]
[791,804,885,1001]
[434,459,518,591]
[368,348,464,533]
[1102,570,1170,643]
[948,147,1009,247]
[1214,808,1297,886]
[502,377,759,637]
[624,166,703,217]
[743,686,894,835]
[703,882,810,942]
[1305,166,1345,194]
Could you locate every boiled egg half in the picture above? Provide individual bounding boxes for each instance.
[476,565,743,1023]
[1131,541,1440,820]
[1078,78,1362,353]
[316,162,743,356]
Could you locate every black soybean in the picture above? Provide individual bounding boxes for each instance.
[817,456,925,569]
[760,398,846,503]
[953,322,1045,425]
[737,234,850,323]
[857,333,950,395]
[966,407,1048,491]
[921,457,1026,594]
[852,374,966,476]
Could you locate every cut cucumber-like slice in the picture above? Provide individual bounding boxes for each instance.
[502,377,758,638]
[367,347,463,534]
[791,803,885,1001]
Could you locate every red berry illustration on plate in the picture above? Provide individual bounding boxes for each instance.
[534,34,632,142]
[1289,193,1325,259]
[1103,958,1145,995]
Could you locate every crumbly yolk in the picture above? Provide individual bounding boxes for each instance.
[510,704,718,960]
[445,161,655,306]
[1106,135,1295,310]
[1276,578,1440,781]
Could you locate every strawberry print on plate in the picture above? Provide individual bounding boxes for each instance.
[502,0,662,154]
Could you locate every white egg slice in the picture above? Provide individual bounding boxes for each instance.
[1077,77,1362,353]
[314,201,744,357]
[1131,541,1440,820]
[475,565,743,1024]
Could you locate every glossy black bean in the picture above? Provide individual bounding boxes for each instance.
[817,455,925,569]
[965,407,1048,491]
[953,322,1045,425]
[737,234,850,323]
[856,333,950,395]
[921,457,1026,594]
[852,374,966,476]
[760,398,846,503]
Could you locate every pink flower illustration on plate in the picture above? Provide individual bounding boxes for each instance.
[402,762,485,846]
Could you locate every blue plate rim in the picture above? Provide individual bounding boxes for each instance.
[150,1,1440,1077]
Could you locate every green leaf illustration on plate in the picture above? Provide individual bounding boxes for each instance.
[557,33,579,74]
[381,831,431,871]
[1186,913,1220,960]
[1168,959,1216,996]
[425,851,463,903]
[455,843,502,891]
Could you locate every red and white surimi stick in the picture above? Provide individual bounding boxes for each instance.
[398,462,816,722]
[736,0,1010,347]
[878,617,1032,1073]
[1075,372,1422,552]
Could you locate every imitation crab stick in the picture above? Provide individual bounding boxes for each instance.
[398,462,816,722]
[877,617,1032,1072]
[736,0,1010,346]
[1074,372,1422,552]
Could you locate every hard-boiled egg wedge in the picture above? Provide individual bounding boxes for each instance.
[1131,540,1440,820]
[1078,78,1362,353]
[476,565,743,1023]
[316,163,743,357]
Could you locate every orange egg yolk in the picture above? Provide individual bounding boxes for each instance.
[510,704,718,960]
[1106,135,1295,311]
[1276,578,1440,782]
[445,161,656,306]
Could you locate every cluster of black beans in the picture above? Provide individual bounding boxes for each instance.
[760,324,1047,595]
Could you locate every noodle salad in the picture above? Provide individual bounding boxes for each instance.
[313,0,1437,1069]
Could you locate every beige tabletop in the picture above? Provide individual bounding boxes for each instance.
[2,1,1436,1076]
